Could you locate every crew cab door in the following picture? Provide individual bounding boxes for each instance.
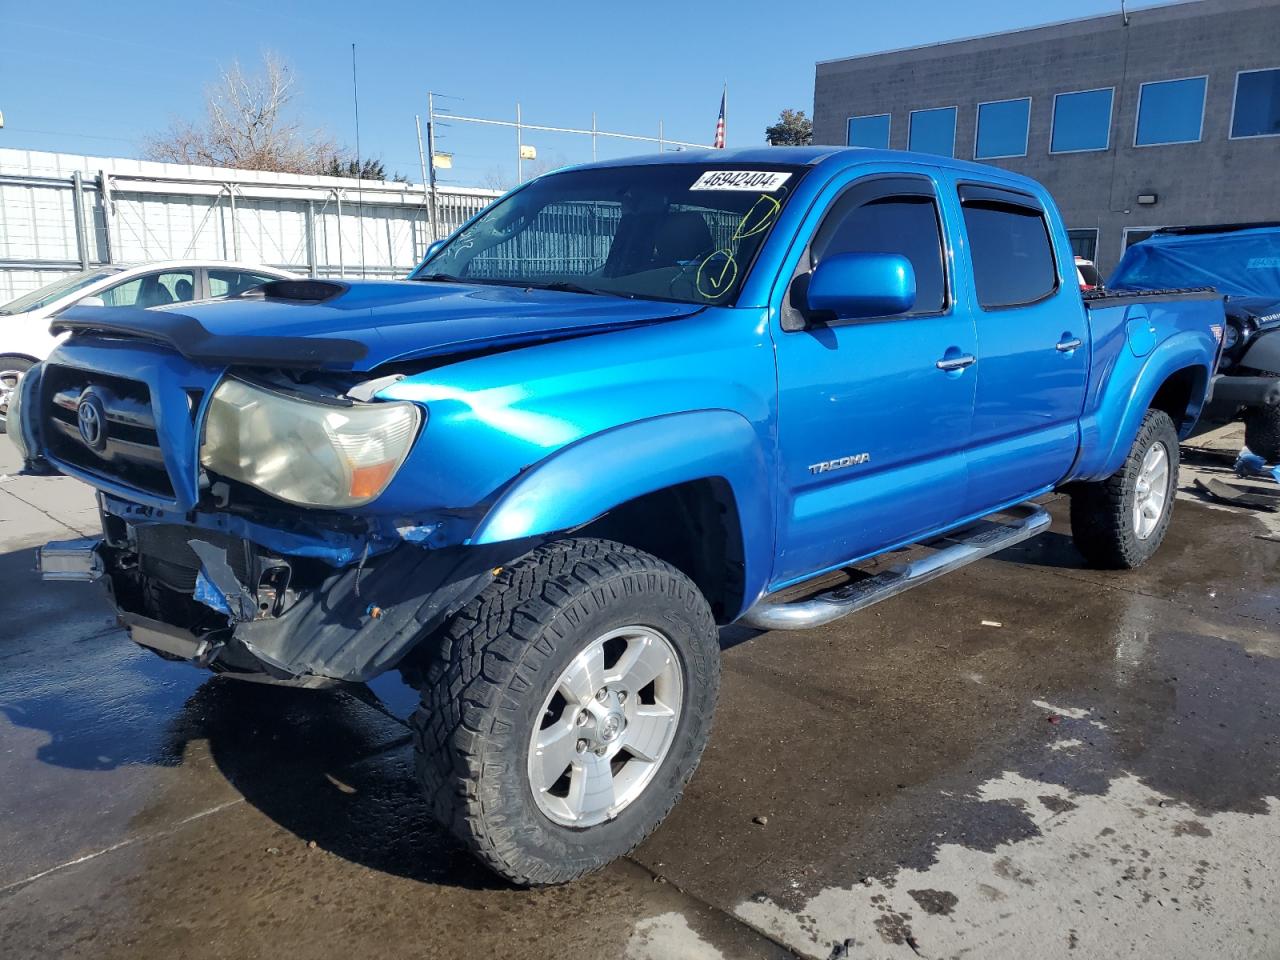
[951,182,1089,512]
[771,172,977,587]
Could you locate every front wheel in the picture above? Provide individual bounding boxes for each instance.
[412,538,720,885]
[0,355,34,434]
[1069,409,1179,569]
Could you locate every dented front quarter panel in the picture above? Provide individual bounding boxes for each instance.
[373,305,778,540]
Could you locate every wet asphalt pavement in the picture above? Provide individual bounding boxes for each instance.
[1,433,1278,960]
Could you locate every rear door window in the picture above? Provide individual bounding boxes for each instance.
[959,186,1058,308]
[152,271,196,304]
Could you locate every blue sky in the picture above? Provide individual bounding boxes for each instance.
[0,0,1167,188]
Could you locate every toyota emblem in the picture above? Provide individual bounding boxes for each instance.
[77,393,106,449]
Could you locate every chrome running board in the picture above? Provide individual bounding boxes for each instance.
[740,502,1051,631]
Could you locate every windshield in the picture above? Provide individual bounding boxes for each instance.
[0,267,123,315]
[412,163,808,305]
[1109,230,1280,299]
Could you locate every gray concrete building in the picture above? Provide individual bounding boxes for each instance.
[812,0,1280,272]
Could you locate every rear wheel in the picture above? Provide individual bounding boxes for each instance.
[1069,409,1179,569]
[0,355,34,434]
[411,538,720,885]
[1243,385,1280,463]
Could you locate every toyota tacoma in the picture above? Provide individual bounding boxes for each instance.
[12,147,1225,885]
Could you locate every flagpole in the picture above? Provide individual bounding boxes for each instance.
[723,82,727,145]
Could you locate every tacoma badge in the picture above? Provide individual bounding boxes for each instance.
[808,453,871,475]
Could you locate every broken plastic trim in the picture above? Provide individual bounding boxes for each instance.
[188,539,258,622]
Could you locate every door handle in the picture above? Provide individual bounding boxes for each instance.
[936,354,976,372]
[1056,338,1083,352]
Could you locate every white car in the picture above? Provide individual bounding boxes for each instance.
[1075,256,1102,292]
[0,260,295,432]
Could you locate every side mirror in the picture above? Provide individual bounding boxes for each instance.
[76,295,106,308]
[424,240,445,259]
[806,252,916,321]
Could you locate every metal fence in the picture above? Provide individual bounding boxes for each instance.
[0,148,502,301]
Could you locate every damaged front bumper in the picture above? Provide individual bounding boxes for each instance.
[39,503,524,685]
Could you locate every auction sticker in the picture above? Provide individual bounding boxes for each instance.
[691,170,792,192]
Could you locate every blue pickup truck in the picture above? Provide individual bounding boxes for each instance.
[12,147,1224,885]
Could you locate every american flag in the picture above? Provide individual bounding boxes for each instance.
[713,88,726,149]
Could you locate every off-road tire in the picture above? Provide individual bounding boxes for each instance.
[411,538,720,886]
[1069,409,1179,569]
[0,354,34,434]
[1243,396,1280,464]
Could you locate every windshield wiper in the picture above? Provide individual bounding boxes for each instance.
[523,280,630,298]
[411,272,466,283]
[413,274,629,299]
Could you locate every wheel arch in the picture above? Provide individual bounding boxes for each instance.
[470,409,772,622]
[1073,334,1212,482]
[1149,364,1210,437]
[574,477,747,622]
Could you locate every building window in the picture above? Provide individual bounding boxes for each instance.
[1051,88,1114,153]
[1232,68,1280,139]
[1067,229,1098,262]
[1135,77,1207,146]
[975,98,1031,159]
[909,107,957,157]
[847,114,891,149]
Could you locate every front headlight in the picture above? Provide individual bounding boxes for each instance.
[1223,324,1241,352]
[200,378,421,508]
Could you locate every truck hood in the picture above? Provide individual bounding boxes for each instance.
[52,279,702,371]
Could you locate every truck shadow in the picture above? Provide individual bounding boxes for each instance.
[163,677,506,890]
[0,537,502,889]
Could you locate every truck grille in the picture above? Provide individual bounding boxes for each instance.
[42,364,174,497]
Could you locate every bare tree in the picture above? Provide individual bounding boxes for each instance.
[144,53,339,174]
[479,166,513,192]
[526,151,569,179]
[479,151,569,192]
